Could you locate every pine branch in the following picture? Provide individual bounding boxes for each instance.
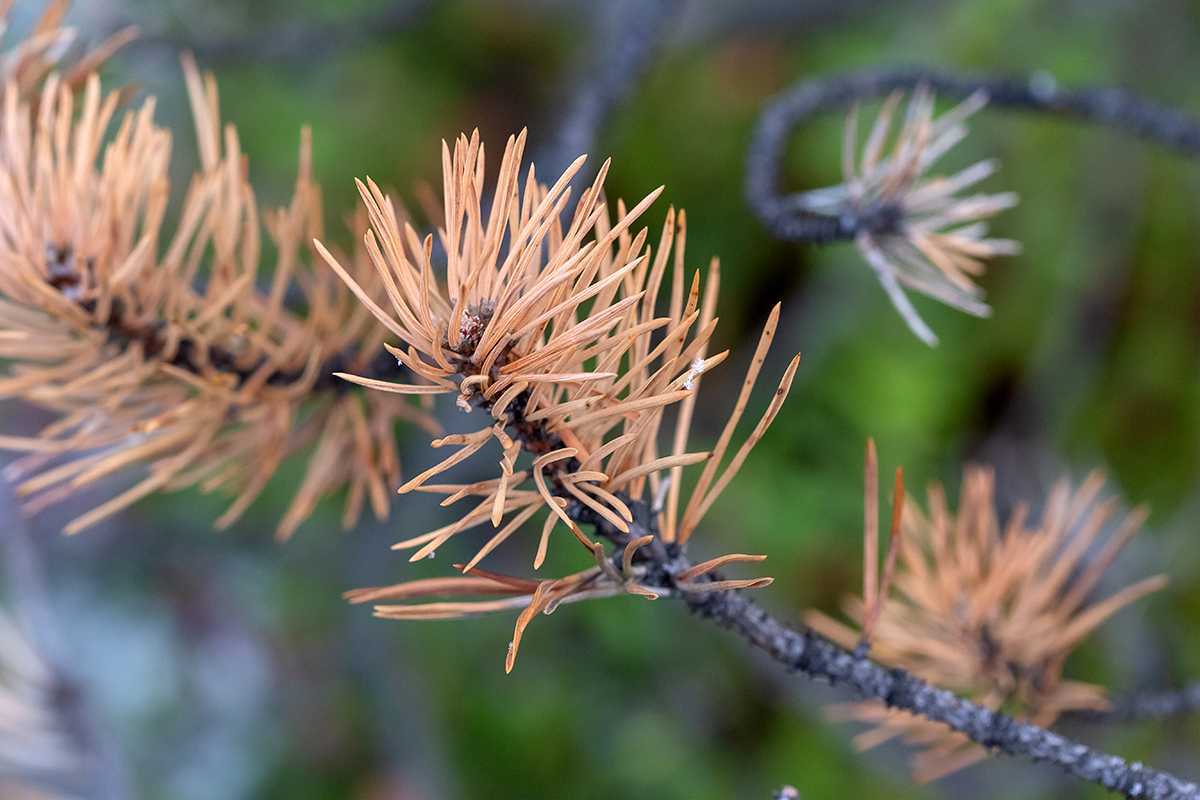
[685,586,1196,799]
[333,129,1196,794]
[0,47,426,538]
[745,65,1200,244]
[83,292,406,394]
[573,502,1200,800]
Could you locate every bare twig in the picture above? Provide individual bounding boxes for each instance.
[121,0,432,65]
[683,578,1196,799]
[79,295,404,395]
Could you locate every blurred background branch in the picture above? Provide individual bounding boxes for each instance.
[0,486,132,800]
[535,0,684,184]
[746,65,1200,246]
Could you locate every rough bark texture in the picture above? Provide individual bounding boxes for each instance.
[572,501,1200,800]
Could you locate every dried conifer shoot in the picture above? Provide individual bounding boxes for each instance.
[321,130,799,567]
[0,53,431,538]
[791,86,1019,345]
[807,465,1166,782]
[333,132,798,669]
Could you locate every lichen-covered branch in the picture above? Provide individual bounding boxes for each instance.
[574,502,1200,800]
[684,582,1196,799]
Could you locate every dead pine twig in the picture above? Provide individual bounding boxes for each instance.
[0,12,434,539]
[333,128,796,670]
[746,65,1200,343]
[568,478,1195,799]
[808,462,1168,784]
[855,439,904,659]
[0,7,1197,798]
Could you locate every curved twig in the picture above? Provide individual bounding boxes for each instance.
[123,0,432,65]
[746,65,1200,244]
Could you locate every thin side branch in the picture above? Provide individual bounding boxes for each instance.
[684,581,1195,799]
[125,0,432,64]
[82,295,404,394]
[1071,683,1200,724]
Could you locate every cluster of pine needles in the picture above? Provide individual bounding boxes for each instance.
[0,4,432,539]
[330,130,797,670]
[806,442,1165,781]
[0,4,798,669]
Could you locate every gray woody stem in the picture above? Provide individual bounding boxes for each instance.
[574,502,1200,800]
[685,585,1196,800]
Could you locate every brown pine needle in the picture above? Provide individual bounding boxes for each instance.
[863,439,879,616]
[398,428,493,494]
[507,581,553,673]
[622,535,654,575]
[604,451,710,494]
[334,373,455,394]
[680,351,801,543]
[860,465,904,652]
[343,575,529,604]
[675,577,774,593]
[807,465,1166,782]
[373,597,534,620]
[678,554,768,582]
